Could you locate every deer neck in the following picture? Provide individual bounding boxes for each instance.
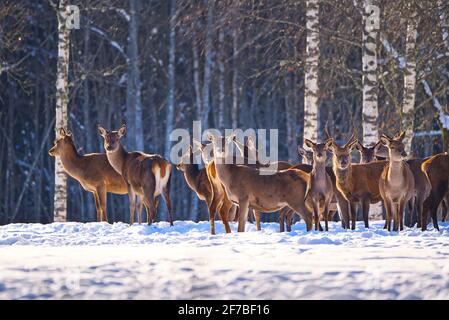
[333,160,352,187]
[184,164,201,191]
[106,143,128,175]
[312,161,327,179]
[59,144,85,179]
[387,159,406,184]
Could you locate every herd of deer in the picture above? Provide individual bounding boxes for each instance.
[48,125,449,235]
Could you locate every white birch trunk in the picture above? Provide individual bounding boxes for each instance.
[303,0,320,145]
[402,8,418,155]
[54,0,70,222]
[192,32,202,120]
[126,0,143,150]
[165,0,176,158]
[362,0,379,145]
[201,0,214,127]
[231,24,239,129]
[218,28,225,130]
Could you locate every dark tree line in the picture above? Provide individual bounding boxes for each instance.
[1,0,449,224]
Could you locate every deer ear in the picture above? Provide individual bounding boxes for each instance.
[380,135,390,146]
[298,146,307,157]
[192,139,204,151]
[206,132,215,142]
[59,128,67,137]
[354,141,363,152]
[397,131,406,141]
[304,139,314,149]
[324,139,334,150]
[98,126,107,137]
[117,124,126,137]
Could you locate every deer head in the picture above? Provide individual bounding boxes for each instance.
[98,124,126,153]
[327,132,358,170]
[48,128,74,157]
[380,131,407,161]
[354,141,383,163]
[176,145,194,172]
[298,146,313,165]
[304,139,330,165]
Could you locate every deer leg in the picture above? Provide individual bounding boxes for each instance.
[349,202,357,230]
[227,205,237,222]
[287,210,294,232]
[153,197,159,221]
[442,196,448,222]
[98,186,108,223]
[162,187,174,227]
[219,199,232,234]
[208,203,216,235]
[362,199,370,229]
[279,208,285,232]
[237,198,250,232]
[92,191,101,222]
[143,195,156,226]
[127,186,136,225]
[136,196,143,225]
[336,194,350,229]
[324,205,330,232]
[254,210,261,231]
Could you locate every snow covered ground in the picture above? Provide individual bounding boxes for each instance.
[0,220,448,300]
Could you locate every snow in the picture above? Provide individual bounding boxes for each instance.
[0,220,448,299]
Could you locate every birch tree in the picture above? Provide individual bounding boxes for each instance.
[303,0,320,145]
[362,0,379,145]
[402,6,418,155]
[165,0,176,157]
[126,0,144,150]
[54,0,71,222]
[217,28,226,130]
[201,0,214,127]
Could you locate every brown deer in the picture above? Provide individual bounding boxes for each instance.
[354,141,387,163]
[48,128,128,222]
[207,133,313,232]
[231,135,293,230]
[356,137,430,229]
[421,152,449,231]
[303,139,334,231]
[298,146,314,165]
[378,132,415,231]
[176,145,231,234]
[98,124,174,226]
[327,132,387,230]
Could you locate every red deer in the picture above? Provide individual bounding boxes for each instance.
[378,132,415,231]
[207,133,313,232]
[355,139,430,228]
[327,132,387,230]
[421,153,449,231]
[98,124,174,226]
[48,128,128,222]
[303,139,334,231]
[231,135,293,230]
[354,141,387,163]
[298,146,313,165]
[176,145,231,234]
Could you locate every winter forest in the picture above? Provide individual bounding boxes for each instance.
[1,0,449,225]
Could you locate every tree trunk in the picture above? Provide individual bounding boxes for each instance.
[231,20,239,129]
[402,7,418,156]
[362,0,379,145]
[201,0,214,127]
[218,28,226,130]
[165,0,176,158]
[126,0,144,150]
[54,0,70,222]
[303,0,320,145]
